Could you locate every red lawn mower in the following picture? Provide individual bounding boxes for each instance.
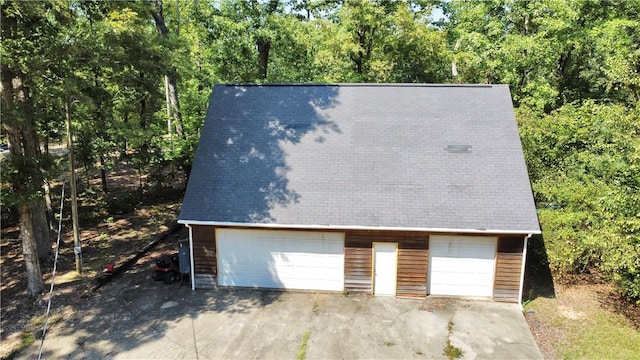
[151,253,181,284]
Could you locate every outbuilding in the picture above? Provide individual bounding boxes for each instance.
[178,83,541,303]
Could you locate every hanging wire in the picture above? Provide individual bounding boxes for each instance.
[38,179,65,360]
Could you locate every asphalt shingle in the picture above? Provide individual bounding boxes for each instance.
[179,84,541,233]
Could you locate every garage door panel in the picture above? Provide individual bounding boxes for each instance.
[216,229,345,291]
[429,235,496,297]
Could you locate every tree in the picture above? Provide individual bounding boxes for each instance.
[339,0,387,81]
[0,1,73,296]
[443,0,566,110]
[212,0,284,81]
[373,2,449,83]
[519,102,640,302]
[69,2,169,195]
[443,0,640,112]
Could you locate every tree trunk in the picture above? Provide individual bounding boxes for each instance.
[4,122,48,285]
[451,40,460,81]
[1,68,46,296]
[165,72,184,137]
[43,178,54,231]
[100,154,108,194]
[122,113,129,155]
[148,0,185,138]
[1,71,51,260]
[257,38,271,80]
[32,202,51,260]
[19,203,45,297]
[43,135,55,231]
[20,94,51,259]
[164,75,172,135]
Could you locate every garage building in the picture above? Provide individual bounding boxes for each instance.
[178,84,541,304]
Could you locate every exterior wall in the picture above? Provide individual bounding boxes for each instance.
[191,225,216,288]
[189,225,526,302]
[344,236,372,294]
[493,236,525,303]
[397,242,429,298]
[345,230,429,298]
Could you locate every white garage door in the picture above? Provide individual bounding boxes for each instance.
[429,235,497,297]
[216,229,345,291]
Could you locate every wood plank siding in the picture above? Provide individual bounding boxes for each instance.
[493,236,525,303]
[345,231,429,297]
[344,241,372,294]
[191,225,216,277]
[397,244,429,298]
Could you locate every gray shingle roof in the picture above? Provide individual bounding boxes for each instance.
[179,84,541,233]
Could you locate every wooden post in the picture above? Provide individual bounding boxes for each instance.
[65,100,83,274]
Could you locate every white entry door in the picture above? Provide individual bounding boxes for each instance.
[373,243,397,296]
[429,235,496,297]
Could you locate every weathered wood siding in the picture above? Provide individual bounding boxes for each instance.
[191,225,216,276]
[397,239,429,298]
[344,231,429,297]
[493,236,525,303]
[344,235,372,294]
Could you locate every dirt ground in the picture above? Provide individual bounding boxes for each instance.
[0,218,188,360]
[0,166,187,359]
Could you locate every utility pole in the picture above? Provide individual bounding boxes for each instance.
[65,99,83,274]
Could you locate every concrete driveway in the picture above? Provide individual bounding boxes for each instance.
[19,269,542,359]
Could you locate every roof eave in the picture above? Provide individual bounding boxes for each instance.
[177,220,541,236]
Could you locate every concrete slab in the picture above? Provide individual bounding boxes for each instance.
[450,300,543,359]
[17,268,542,360]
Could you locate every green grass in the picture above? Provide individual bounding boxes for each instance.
[562,311,640,359]
[443,318,463,359]
[525,285,640,360]
[297,329,311,360]
[443,339,463,360]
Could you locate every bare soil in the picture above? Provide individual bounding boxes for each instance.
[0,165,187,359]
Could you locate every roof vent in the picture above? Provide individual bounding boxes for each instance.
[445,145,472,153]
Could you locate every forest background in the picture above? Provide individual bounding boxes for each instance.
[1,0,639,308]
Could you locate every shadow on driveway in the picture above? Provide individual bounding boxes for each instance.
[18,257,542,359]
[17,259,282,359]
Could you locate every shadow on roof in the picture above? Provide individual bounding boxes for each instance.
[185,84,341,223]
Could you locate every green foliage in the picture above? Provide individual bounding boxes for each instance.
[445,0,640,111]
[1,0,71,206]
[519,102,640,302]
[0,153,51,206]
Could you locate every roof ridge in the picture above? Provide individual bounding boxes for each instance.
[217,83,499,88]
